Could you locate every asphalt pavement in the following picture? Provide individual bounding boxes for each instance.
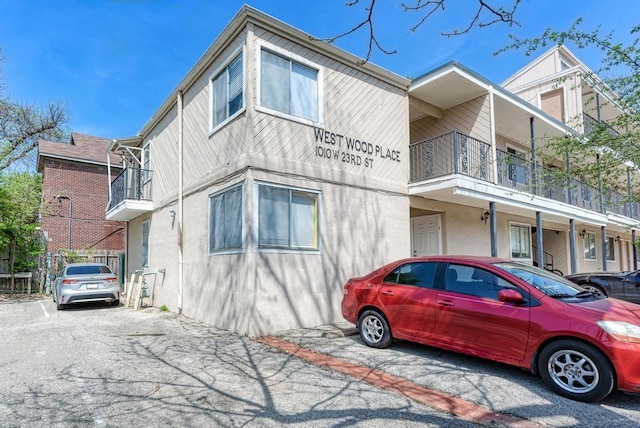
[1,297,639,427]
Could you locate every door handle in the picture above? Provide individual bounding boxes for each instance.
[437,300,454,306]
[381,290,394,296]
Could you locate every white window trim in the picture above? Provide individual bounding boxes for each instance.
[253,180,323,254]
[255,40,324,127]
[583,231,597,261]
[209,44,246,135]
[509,221,532,262]
[208,182,245,255]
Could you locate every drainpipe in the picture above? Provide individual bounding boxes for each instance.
[177,91,184,314]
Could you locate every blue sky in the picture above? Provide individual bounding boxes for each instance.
[1,1,638,139]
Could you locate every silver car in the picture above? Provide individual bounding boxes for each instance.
[52,263,120,310]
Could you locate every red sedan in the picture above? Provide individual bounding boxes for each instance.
[341,255,640,402]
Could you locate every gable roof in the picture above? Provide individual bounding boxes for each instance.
[37,132,122,172]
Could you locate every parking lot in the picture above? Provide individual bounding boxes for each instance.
[1,297,639,427]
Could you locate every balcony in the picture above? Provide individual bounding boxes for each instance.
[410,130,639,220]
[106,167,153,221]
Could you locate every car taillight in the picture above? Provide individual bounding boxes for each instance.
[62,279,78,284]
[343,281,352,295]
[105,277,118,283]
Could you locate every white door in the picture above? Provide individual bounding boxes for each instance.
[411,215,441,257]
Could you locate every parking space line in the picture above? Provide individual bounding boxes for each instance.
[257,336,541,428]
[38,301,50,318]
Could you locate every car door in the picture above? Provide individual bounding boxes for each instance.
[623,271,640,303]
[376,261,439,341]
[434,263,530,363]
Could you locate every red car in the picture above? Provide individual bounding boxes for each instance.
[341,255,640,402]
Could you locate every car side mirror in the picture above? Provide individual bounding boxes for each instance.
[498,288,525,304]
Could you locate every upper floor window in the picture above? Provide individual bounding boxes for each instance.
[209,185,243,253]
[257,183,320,251]
[259,47,320,123]
[211,52,243,130]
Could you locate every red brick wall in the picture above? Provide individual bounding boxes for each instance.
[41,158,126,253]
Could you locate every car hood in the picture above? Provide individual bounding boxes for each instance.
[570,297,640,323]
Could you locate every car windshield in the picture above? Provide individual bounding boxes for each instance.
[66,265,106,275]
[494,262,587,298]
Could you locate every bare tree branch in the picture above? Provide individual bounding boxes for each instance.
[314,0,521,63]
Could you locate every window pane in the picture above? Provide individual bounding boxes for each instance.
[291,62,318,121]
[291,192,316,247]
[510,225,530,259]
[210,194,225,251]
[228,55,243,116]
[225,187,242,249]
[213,71,227,126]
[142,221,150,268]
[261,50,289,114]
[259,186,289,247]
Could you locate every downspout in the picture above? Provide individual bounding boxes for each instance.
[177,91,184,314]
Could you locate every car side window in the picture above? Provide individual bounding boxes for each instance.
[445,264,516,300]
[383,262,438,289]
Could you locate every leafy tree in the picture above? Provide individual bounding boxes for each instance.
[499,21,640,207]
[0,48,69,171]
[0,173,43,291]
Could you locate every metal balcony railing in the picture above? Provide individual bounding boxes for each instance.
[409,131,494,183]
[410,130,640,220]
[582,113,620,136]
[108,167,153,211]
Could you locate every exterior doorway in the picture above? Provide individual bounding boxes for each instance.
[411,215,442,257]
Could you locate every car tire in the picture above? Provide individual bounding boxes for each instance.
[358,310,392,349]
[56,300,65,311]
[111,299,120,307]
[581,283,607,297]
[538,339,614,402]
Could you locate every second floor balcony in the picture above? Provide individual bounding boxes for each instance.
[106,167,153,221]
[409,130,640,221]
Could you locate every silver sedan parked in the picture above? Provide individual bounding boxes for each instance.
[52,263,120,310]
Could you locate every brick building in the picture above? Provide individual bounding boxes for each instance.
[38,133,125,256]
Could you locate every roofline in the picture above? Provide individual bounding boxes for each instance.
[37,152,123,169]
[137,5,410,139]
[410,61,577,135]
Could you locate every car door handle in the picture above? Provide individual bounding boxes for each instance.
[437,300,454,307]
[380,290,394,296]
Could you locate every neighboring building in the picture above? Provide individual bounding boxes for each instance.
[105,6,639,335]
[38,132,125,258]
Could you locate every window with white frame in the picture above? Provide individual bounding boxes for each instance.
[141,143,151,197]
[259,48,319,122]
[211,53,243,129]
[583,231,597,260]
[510,223,531,259]
[606,236,615,261]
[142,220,150,268]
[257,183,320,250]
[209,185,243,253]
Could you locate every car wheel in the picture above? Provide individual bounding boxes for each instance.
[358,310,392,349]
[111,299,120,307]
[538,339,614,402]
[581,283,607,297]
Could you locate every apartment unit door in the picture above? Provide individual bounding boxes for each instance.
[411,215,442,257]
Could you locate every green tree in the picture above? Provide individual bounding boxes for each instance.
[0,173,43,292]
[0,48,69,171]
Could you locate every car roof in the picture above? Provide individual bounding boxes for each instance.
[394,255,512,264]
[65,263,109,268]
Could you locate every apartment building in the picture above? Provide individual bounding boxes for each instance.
[105,6,638,335]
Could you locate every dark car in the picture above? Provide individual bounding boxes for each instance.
[341,255,640,402]
[564,270,640,304]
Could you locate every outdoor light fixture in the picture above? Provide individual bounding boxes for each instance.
[580,229,587,238]
[616,236,621,242]
[481,211,490,225]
